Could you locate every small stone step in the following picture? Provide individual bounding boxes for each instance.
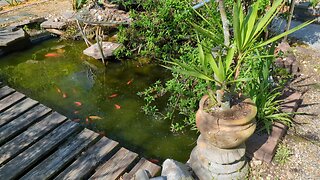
[0,27,27,46]
[40,20,67,30]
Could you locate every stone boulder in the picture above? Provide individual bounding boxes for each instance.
[0,26,30,56]
[40,20,67,30]
[161,159,194,180]
[0,27,27,46]
[83,42,121,59]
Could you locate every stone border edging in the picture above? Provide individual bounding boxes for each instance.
[245,91,302,163]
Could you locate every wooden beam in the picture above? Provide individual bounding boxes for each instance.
[0,86,15,99]
[0,112,67,165]
[0,120,80,180]
[0,98,38,127]
[0,104,52,145]
[0,91,25,112]
[90,147,138,180]
[122,158,161,180]
[21,129,100,180]
[55,137,119,179]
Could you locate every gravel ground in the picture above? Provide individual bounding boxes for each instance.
[250,45,320,179]
[0,0,73,27]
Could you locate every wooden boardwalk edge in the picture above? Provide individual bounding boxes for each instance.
[0,84,161,179]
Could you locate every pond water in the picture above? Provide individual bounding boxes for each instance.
[0,39,197,162]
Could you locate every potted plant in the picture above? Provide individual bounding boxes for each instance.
[165,0,312,148]
[164,0,313,178]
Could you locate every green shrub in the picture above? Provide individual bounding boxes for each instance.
[240,48,293,133]
[115,0,222,61]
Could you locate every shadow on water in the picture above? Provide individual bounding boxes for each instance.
[0,39,197,162]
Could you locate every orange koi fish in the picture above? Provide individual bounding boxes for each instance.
[62,93,68,98]
[74,101,82,107]
[148,158,159,164]
[85,118,89,124]
[74,111,79,114]
[73,119,80,122]
[114,104,121,109]
[45,53,60,57]
[108,94,118,98]
[89,115,102,120]
[126,78,134,85]
[56,87,62,94]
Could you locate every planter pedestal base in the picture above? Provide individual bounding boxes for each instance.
[188,135,248,180]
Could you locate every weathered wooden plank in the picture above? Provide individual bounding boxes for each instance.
[0,120,80,180]
[0,104,52,144]
[0,112,67,165]
[0,86,15,99]
[55,137,119,180]
[90,147,138,180]
[0,98,38,127]
[122,158,161,180]
[0,91,25,112]
[21,129,100,180]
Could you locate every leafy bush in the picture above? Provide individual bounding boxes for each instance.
[115,0,222,61]
[240,48,293,133]
[158,0,312,132]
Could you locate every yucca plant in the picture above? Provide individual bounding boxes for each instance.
[164,0,313,110]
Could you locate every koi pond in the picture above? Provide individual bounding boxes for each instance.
[0,39,197,162]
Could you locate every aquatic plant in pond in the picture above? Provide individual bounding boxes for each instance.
[0,39,197,162]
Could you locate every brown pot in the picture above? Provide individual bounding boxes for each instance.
[196,95,257,149]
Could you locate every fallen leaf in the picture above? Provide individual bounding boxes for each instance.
[74,101,82,107]
[45,53,60,57]
[56,87,62,94]
[126,78,134,85]
[108,93,118,98]
[89,115,102,120]
[74,111,79,114]
[114,104,121,109]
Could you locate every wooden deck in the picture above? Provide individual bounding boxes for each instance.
[0,85,161,180]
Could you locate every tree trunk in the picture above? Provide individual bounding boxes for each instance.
[218,0,230,46]
[283,0,296,42]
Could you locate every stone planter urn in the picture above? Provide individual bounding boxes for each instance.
[188,95,257,179]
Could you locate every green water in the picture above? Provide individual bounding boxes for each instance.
[0,39,197,162]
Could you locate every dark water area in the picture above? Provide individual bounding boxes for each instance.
[0,39,197,162]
